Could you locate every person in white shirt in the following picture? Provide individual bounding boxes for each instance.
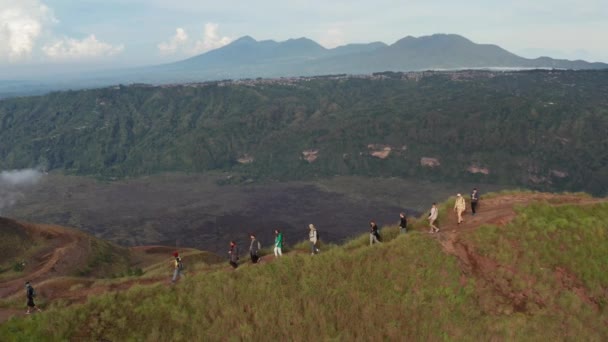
[428,203,439,233]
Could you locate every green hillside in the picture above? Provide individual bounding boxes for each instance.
[1,70,607,195]
[1,194,607,341]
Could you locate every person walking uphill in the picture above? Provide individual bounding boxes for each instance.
[249,234,261,263]
[399,213,408,234]
[229,241,239,269]
[274,229,283,258]
[428,203,439,233]
[309,224,320,255]
[369,221,381,245]
[454,193,466,224]
[25,281,42,314]
[471,188,480,216]
[171,252,185,283]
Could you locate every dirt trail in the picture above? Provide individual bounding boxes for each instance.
[0,225,86,298]
[432,193,604,314]
[435,193,603,263]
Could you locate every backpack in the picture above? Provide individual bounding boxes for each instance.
[29,287,36,298]
[177,257,184,270]
[257,241,262,250]
[316,230,320,242]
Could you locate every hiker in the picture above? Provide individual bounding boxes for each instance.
[454,193,466,224]
[399,213,408,234]
[428,203,439,233]
[309,224,320,255]
[471,188,480,215]
[249,234,261,263]
[229,241,239,269]
[369,221,381,245]
[171,251,185,283]
[274,229,283,257]
[25,281,42,314]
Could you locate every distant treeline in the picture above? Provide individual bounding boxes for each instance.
[0,70,607,195]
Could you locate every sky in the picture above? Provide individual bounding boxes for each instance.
[0,0,607,77]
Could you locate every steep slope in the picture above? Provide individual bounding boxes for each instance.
[0,218,131,298]
[1,70,607,195]
[1,193,606,341]
[0,218,223,323]
[0,218,215,299]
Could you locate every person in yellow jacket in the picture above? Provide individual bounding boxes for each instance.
[454,193,466,225]
[171,251,185,283]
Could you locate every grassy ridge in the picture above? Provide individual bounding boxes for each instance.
[2,232,481,341]
[2,201,608,341]
[464,202,608,335]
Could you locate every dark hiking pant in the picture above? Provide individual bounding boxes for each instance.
[471,202,478,214]
[250,253,259,263]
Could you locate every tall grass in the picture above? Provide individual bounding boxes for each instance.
[2,198,608,341]
[1,233,486,341]
[463,202,608,337]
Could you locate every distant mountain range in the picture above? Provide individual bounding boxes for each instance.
[0,34,606,98]
[150,34,607,81]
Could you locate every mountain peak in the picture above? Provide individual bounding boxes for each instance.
[393,34,473,47]
[232,36,257,44]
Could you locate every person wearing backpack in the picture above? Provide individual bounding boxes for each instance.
[25,281,42,314]
[308,224,320,255]
[274,229,284,258]
[171,252,185,283]
[399,213,408,234]
[249,234,261,263]
[470,188,480,216]
[229,241,239,269]
[369,221,381,245]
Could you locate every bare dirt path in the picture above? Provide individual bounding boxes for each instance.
[0,224,86,298]
[431,193,605,314]
[434,193,603,267]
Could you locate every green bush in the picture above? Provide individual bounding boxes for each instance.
[12,261,25,272]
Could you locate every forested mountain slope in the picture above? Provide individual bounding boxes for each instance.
[1,70,607,194]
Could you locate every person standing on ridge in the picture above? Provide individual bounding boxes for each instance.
[249,234,261,263]
[274,229,283,258]
[471,188,480,216]
[25,281,42,314]
[370,221,381,245]
[171,251,185,283]
[309,224,320,255]
[428,203,440,233]
[454,193,466,225]
[229,241,239,269]
[399,213,408,234]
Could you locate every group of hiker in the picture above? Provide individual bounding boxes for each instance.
[169,187,481,279]
[371,187,480,242]
[427,187,479,234]
[22,188,480,312]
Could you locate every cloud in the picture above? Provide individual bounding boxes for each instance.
[0,168,45,214]
[318,24,346,48]
[0,0,55,62]
[158,23,232,56]
[42,35,124,60]
[192,23,232,53]
[157,27,189,55]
